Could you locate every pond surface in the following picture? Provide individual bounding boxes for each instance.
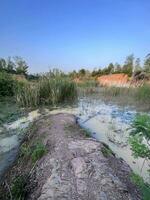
[0,95,150,183]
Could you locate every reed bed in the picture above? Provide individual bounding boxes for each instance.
[98,83,150,111]
[15,73,77,107]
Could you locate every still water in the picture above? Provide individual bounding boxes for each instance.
[0,95,149,183]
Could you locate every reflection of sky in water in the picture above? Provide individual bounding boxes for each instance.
[78,97,136,125]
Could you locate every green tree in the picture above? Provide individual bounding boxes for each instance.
[122,54,134,76]
[14,56,28,75]
[144,54,150,73]
[69,70,77,78]
[78,68,86,76]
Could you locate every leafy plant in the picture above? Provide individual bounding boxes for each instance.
[129,114,150,168]
[0,72,16,96]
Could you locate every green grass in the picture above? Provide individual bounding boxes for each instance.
[77,79,98,88]
[11,175,27,200]
[21,141,47,163]
[31,142,47,163]
[130,173,150,200]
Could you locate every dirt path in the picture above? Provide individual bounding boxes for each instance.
[24,113,141,200]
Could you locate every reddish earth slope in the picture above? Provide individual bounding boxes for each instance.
[97,73,129,87]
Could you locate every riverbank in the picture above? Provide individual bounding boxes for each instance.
[0,113,141,200]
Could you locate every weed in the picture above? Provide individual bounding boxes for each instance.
[20,144,31,157]
[11,175,27,200]
[31,142,47,163]
[82,129,91,137]
[130,173,150,200]
[101,145,113,157]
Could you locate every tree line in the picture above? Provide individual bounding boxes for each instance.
[69,54,150,78]
[0,56,28,75]
[1,53,150,79]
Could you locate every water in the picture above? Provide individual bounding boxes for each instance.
[0,110,40,181]
[0,96,150,183]
[76,97,150,183]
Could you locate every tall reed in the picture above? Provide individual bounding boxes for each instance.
[15,72,77,107]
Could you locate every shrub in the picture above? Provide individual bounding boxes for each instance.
[0,72,16,96]
[129,113,150,200]
[129,114,150,166]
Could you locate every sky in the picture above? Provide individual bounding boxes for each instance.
[0,0,150,73]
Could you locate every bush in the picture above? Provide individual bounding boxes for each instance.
[129,114,150,160]
[0,72,16,96]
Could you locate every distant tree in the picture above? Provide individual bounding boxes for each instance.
[14,56,28,75]
[114,63,122,73]
[69,70,78,78]
[134,58,142,72]
[6,57,15,73]
[78,68,86,76]
[122,54,134,76]
[144,54,150,73]
[27,73,40,81]
[107,63,114,74]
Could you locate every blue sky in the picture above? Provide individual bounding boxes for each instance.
[0,0,150,73]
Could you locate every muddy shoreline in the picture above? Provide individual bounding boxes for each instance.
[0,113,141,200]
